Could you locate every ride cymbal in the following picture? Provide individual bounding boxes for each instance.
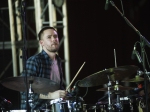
[0,76,59,93]
[78,65,138,87]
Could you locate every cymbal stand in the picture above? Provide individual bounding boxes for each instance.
[115,81,123,112]
[28,80,35,112]
[107,75,114,112]
[129,98,133,112]
[21,0,29,111]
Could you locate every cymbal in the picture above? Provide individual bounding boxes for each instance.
[0,76,59,93]
[78,65,138,87]
[96,85,133,91]
[122,76,144,82]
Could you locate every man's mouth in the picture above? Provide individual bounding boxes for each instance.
[52,43,58,46]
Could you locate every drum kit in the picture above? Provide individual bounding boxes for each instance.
[0,65,148,112]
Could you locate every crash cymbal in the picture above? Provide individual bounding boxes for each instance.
[78,65,138,87]
[0,76,59,93]
[122,76,144,82]
[96,85,133,91]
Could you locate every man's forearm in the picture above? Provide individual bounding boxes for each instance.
[39,93,51,99]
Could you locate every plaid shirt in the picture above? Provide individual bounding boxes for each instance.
[20,50,64,110]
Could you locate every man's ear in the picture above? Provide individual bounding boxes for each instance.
[39,40,43,46]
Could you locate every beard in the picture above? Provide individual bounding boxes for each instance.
[46,45,59,53]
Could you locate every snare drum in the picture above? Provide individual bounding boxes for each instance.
[9,110,27,112]
[49,98,69,112]
[50,97,84,112]
[9,110,42,112]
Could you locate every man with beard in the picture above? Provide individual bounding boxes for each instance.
[20,26,67,111]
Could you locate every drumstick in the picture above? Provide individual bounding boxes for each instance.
[114,49,117,68]
[66,62,86,91]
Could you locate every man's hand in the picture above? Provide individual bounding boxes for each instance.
[39,90,67,99]
[48,90,67,99]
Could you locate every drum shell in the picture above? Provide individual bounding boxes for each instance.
[49,98,84,112]
[8,110,42,112]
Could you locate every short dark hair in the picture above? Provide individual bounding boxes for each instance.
[38,26,57,40]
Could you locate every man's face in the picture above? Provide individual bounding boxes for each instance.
[40,29,59,52]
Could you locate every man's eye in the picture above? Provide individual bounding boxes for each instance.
[53,35,58,38]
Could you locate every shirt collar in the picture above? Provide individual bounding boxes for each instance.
[41,50,61,62]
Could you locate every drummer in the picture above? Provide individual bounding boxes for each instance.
[20,26,67,110]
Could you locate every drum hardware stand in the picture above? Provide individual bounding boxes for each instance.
[28,80,35,112]
[0,108,6,112]
[44,103,53,112]
[107,74,114,112]
[45,103,51,112]
[72,96,83,112]
[115,81,123,112]
[129,98,133,112]
[21,0,30,111]
[137,70,150,81]
[67,100,72,112]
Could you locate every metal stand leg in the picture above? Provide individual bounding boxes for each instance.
[28,82,35,112]
[107,81,114,112]
[115,81,123,112]
[129,99,133,112]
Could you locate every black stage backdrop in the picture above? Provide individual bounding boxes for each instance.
[0,0,149,110]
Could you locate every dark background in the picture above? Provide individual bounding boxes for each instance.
[0,0,150,110]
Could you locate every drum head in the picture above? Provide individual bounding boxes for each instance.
[9,110,26,112]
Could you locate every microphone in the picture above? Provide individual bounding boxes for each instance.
[135,50,142,63]
[131,45,142,63]
[104,0,110,10]
[131,45,136,60]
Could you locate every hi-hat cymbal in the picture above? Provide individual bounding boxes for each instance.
[96,85,133,91]
[122,76,144,82]
[78,65,138,87]
[0,76,59,93]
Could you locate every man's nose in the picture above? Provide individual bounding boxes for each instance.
[51,36,56,41]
